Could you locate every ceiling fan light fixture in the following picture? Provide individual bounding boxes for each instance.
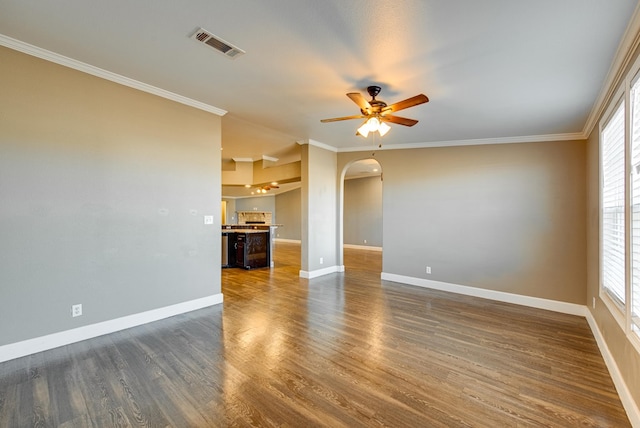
[357,117,390,138]
[367,117,381,132]
[378,121,391,136]
[357,122,371,138]
[321,86,428,138]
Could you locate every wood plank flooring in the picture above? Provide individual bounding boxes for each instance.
[0,242,631,427]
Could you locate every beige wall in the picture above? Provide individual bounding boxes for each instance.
[222,159,301,186]
[339,140,587,304]
[253,160,301,185]
[222,161,253,185]
[0,46,222,345]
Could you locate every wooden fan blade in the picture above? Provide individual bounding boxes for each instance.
[347,92,372,113]
[382,94,429,113]
[381,115,419,127]
[320,114,366,123]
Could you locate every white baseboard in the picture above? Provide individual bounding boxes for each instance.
[343,244,383,251]
[380,272,586,316]
[300,265,343,279]
[274,238,301,243]
[0,293,224,363]
[586,312,640,428]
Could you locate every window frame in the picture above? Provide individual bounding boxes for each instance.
[599,53,640,353]
[630,70,640,339]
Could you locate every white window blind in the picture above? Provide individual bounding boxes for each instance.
[602,102,626,305]
[632,79,640,331]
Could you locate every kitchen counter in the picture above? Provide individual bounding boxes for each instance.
[222,224,282,230]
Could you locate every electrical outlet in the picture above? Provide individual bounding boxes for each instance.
[364,239,367,244]
[72,304,82,317]
[203,215,214,225]
[320,257,324,265]
[426,266,431,274]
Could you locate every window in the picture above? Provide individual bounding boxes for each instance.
[602,102,625,307]
[632,78,640,334]
[600,66,640,346]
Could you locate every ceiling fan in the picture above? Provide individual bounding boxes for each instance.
[254,183,279,194]
[321,86,429,137]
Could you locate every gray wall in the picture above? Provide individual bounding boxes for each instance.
[0,46,222,346]
[338,140,586,304]
[235,195,276,222]
[275,188,301,240]
[344,176,382,247]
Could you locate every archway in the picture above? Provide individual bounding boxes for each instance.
[338,158,383,271]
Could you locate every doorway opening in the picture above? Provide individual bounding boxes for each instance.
[339,158,383,273]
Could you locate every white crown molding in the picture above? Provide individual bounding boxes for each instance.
[298,139,339,152]
[0,33,227,117]
[338,131,586,153]
[583,2,640,138]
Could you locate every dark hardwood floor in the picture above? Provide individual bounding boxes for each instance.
[0,242,630,427]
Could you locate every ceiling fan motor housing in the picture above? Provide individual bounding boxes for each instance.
[367,85,382,98]
[362,101,387,116]
[363,86,386,115]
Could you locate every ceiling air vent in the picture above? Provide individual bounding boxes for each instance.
[191,28,245,59]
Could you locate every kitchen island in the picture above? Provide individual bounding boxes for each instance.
[221,224,280,269]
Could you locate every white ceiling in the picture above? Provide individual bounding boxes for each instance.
[1,1,638,165]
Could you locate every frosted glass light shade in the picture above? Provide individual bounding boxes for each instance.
[357,122,370,137]
[378,122,391,136]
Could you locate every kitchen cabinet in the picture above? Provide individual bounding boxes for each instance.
[234,231,269,269]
